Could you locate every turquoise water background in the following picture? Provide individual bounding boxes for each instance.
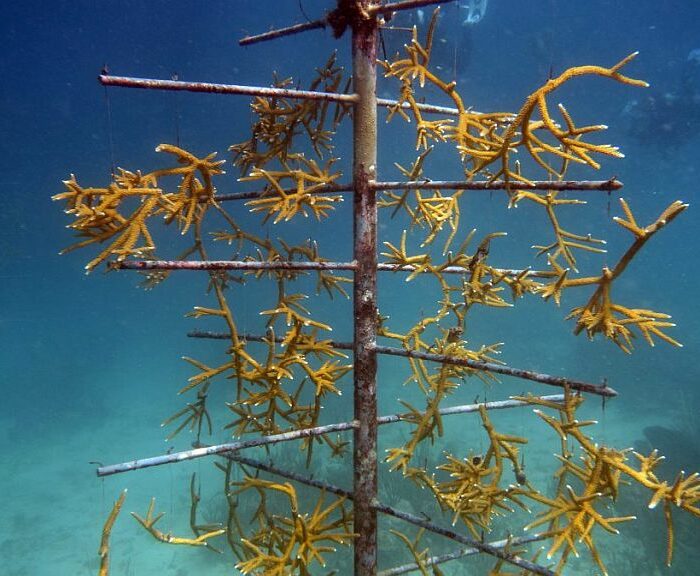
[1,1,699,574]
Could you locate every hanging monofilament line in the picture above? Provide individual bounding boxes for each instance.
[297,0,313,26]
[171,72,181,148]
[101,65,117,178]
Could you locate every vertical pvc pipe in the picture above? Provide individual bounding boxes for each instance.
[351,3,379,575]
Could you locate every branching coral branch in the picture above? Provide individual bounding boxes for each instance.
[521,388,700,570]
[53,145,224,271]
[132,498,225,548]
[232,477,354,574]
[565,198,687,352]
[98,490,127,576]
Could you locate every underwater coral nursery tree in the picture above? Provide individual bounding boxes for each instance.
[55,1,700,575]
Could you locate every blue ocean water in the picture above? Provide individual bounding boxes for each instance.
[1,0,699,574]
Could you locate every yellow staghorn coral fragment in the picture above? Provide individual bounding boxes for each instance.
[563,198,687,351]
[232,477,354,574]
[243,156,343,223]
[132,498,225,548]
[54,145,225,271]
[384,15,647,184]
[98,489,127,576]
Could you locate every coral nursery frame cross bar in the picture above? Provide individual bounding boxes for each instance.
[54,0,695,574]
[95,395,566,476]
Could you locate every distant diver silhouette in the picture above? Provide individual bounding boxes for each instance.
[621,49,700,148]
